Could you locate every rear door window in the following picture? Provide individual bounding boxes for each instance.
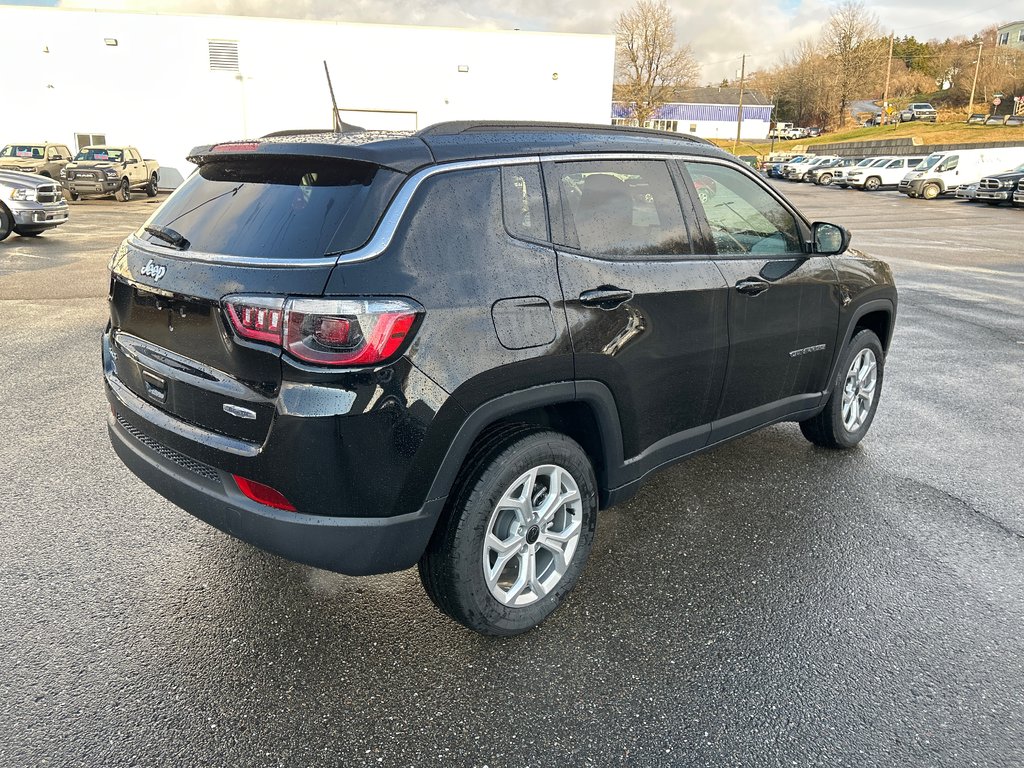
[136,158,403,259]
[553,159,691,257]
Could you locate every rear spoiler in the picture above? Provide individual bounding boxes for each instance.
[187,131,434,174]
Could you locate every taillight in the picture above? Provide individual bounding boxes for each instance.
[223,296,421,367]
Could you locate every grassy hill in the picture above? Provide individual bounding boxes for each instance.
[716,120,1024,157]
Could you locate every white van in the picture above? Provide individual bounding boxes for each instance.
[899,147,1024,199]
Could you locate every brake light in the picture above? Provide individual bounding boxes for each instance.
[212,142,260,153]
[232,475,297,511]
[223,296,421,366]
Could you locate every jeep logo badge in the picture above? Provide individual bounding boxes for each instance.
[139,259,167,281]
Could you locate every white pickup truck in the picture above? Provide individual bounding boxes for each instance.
[0,170,70,241]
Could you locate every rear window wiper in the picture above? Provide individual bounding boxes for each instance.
[144,225,191,251]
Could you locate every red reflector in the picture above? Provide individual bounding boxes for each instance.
[212,142,260,153]
[232,475,297,512]
[314,316,352,347]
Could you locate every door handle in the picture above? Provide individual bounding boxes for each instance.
[579,287,634,310]
[735,278,770,297]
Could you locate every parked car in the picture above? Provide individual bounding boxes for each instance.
[899,147,1024,199]
[832,157,886,187]
[0,169,70,241]
[810,157,863,186]
[975,163,1024,205]
[0,142,74,179]
[768,154,809,178]
[61,145,159,201]
[897,103,937,123]
[768,122,794,139]
[955,183,981,201]
[795,156,845,182]
[103,122,897,636]
[782,155,837,180]
[846,156,926,191]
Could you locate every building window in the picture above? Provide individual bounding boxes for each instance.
[998,32,1010,45]
[209,39,240,71]
[689,123,698,133]
[644,119,679,132]
[611,118,640,127]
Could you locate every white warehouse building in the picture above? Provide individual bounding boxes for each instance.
[612,87,774,141]
[1,6,615,183]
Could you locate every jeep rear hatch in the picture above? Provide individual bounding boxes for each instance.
[108,153,407,445]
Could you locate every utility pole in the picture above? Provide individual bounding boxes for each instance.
[967,42,983,117]
[881,32,894,125]
[734,53,746,154]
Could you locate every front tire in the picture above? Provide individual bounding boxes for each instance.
[800,329,884,449]
[115,178,131,202]
[145,173,158,197]
[864,176,881,191]
[922,183,940,200]
[418,427,598,636]
[819,173,833,186]
[0,205,12,242]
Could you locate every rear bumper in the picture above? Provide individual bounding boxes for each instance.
[107,409,444,575]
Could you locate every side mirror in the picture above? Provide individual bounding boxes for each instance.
[812,221,850,255]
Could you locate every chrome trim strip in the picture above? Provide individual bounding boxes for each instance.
[106,370,262,458]
[333,155,542,264]
[127,150,764,269]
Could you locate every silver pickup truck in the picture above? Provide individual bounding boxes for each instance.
[61,145,159,201]
[0,170,70,241]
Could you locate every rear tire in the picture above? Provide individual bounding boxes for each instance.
[69,191,80,201]
[418,426,598,636]
[800,329,884,449]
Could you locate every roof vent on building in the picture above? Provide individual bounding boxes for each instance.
[208,39,240,72]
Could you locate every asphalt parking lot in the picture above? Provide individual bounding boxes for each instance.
[1,184,1022,767]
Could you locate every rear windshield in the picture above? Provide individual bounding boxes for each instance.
[136,158,402,259]
[77,148,123,161]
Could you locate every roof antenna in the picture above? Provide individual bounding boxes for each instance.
[324,60,341,132]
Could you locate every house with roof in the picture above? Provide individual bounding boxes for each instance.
[611,87,774,141]
[996,21,1024,49]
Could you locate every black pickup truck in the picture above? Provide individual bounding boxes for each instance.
[975,163,1024,205]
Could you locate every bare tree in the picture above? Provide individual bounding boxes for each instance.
[821,1,886,126]
[615,0,700,125]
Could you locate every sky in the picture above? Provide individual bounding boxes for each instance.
[4,0,1021,82]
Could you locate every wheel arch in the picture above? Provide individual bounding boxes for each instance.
[425,381,625,509]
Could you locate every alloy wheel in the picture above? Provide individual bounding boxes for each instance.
[482,464,583,607]
[842,348,877,432]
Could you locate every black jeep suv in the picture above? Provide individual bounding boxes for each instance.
[104,122,897,635]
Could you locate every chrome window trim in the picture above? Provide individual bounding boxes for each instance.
[126,151,776,269]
